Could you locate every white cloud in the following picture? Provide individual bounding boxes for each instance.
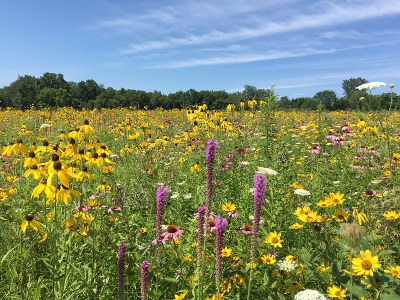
[113,0,400,54]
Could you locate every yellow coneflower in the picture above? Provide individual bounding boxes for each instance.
[21,213,41,234]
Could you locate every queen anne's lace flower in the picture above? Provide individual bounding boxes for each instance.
[356,81,386,90]
[277,259,297,272]
[294,289,327,300]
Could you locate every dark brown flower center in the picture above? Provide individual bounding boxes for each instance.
[25,213,34,221]
[53,161,62,170]
[362,260,372,270]
[167,225,178,233]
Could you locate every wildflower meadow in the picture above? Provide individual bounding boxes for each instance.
[1,89,399,299]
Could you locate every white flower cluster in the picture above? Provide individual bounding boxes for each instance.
[356,81,386,91]
[294,289,327,300]
[256,167,278,176]
[294,189,311,196]
[277,259,297,272]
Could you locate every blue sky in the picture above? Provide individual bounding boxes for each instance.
[1,0,399,98]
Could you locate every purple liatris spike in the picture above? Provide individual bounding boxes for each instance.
[251,173,266,259]
[140,260,150,300]
[205,139,218,163]
[196,205,206,264]
[118,241,126,300]
[205,139,218,216]
[214,215,228,296]
[155,185,168,243]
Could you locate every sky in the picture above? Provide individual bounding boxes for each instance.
[1,0,399,98]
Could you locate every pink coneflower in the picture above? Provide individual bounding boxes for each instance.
[75,205,91,211]
[326,134,340,141]
[227,211,238,218]
[161,225,184,244]
[241,224,253,235]
[108,205,122,214]
[310,144,321,154]
[332,138,345,146]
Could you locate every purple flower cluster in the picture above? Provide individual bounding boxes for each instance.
[118,241,126,300]
[205,139,218,216]
[140,260,150,300]
[251,173,266,259]
[205,139,218,163]
[155,185,168,243]
[215,215,228,294]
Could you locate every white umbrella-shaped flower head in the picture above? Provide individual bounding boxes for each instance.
[356,81,386,91]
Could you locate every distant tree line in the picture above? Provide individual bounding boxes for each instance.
[0,73,397,110]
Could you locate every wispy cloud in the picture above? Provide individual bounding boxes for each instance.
[113,0,400,54]
[148,48,336,69]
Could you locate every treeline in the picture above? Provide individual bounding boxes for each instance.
[0,73,397,110]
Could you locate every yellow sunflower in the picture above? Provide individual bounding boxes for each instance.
[327,285,347,299]
[352,250,381,277]
[265,231,283,248]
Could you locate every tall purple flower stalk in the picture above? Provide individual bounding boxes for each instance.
[140,260,150,300]
[155,185,168,244]
[251,173,266,259]
[196,205,206,266]
[215,215,228,297]
[205,139,218,216]
[118,241,126,300]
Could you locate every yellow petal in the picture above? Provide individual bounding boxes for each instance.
[21,220,28,233]
[57,170,70,188]
[29,220,41,232]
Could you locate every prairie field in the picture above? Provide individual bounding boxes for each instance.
[0,103,399,300]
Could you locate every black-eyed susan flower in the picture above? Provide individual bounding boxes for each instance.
[0,191,8,202]
[260,254,276,265]
[327,192,345,206]
[332,210,349,222]
[384,265,400,278]
[289,223,304,230]
[221,247,232,258]
[352,250,381,277]
[327,285,347,299]
[383,211,399,221]
[265,231,283,248]
[21,212,41,234]
[174,290,188,300]
[232,274,244,285]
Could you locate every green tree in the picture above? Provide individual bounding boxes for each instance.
[38,73,68,90]
[37,87,70,108]
[342,77,368,98]
[313,90,338,110]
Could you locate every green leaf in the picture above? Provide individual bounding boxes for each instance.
[380,293,400,300]
[343,283,364,297]
[0,245,18,266]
